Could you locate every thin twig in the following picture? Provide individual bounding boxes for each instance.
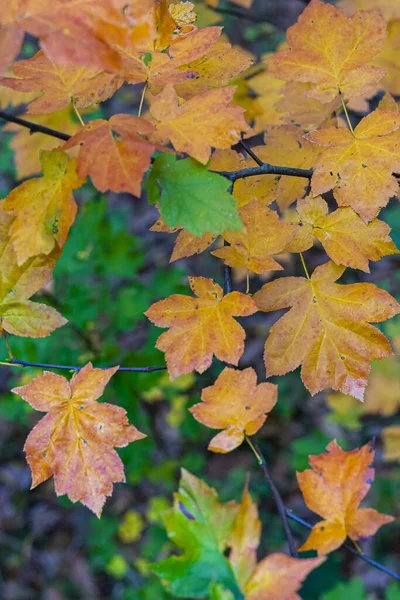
[0,111,71,141]
[286,511,400,582]
[216,163,312,182]
[246,437,298,557]
[1,358,167,373]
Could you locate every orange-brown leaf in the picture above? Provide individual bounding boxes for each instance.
[12,363,146,516]
[145,276,257,378]
[268,0,387,103]
[150,85,249,164]
[190,367,277,452]
[297,440,394,555]
[0,50,122,114]
[307,109,400,222]
[244,554,325,600]
[297,195,398,272]
[211,200,295,274]
[63,114,156,197]
[2,149,84,265]
[150,215,217,262]
[254,261,400,399]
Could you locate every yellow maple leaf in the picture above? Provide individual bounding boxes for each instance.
[307,109,400,222]
[254,261,400,399]
[2,149,84,265]
[382,426,400,462]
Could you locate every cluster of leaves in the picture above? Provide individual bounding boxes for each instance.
[0,0,400,597]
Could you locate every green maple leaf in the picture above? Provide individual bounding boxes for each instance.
[150,469,244,599]
[147,154,243,237]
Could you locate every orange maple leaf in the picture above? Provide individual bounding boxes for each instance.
[0,206,66,338]
[145,276,257,378]
[150,216,217,262]
[0,50,122,114]
[2,149,84,265]
[63,115,157,197]
[150,85,249,164]
[254,261,400,399]
[268,0,387,103]
[307,109,400,222]
[190,367,277,452]
[211,200,295,275]
[244,554,325,600]
[12,363,146,516]
[297,439,394,555]
[255,126,322,210]
[296,195,398,272]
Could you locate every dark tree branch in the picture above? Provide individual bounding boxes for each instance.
[286,510,400,582]
[1,358,167,373]
[0,111,71,141]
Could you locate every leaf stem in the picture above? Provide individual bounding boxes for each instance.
[299,252,310,280]
[72,103,85,126]
[246,271,250,295]
[339,90,354,135]
[246,436,298,557]
[138,82,148,118]
[3,332,14,360]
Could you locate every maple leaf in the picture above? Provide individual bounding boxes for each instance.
[117,27,222,93]
[149,85,249,164]
[255,125,322,210]
[12,363,146,516]
[254,261,400,399]
[0,206,66,338]
[211,200,295,275]
[190,367,277,452]
[4,107,80,179]
[0,51,122,114]
[276,82,341,131]
[307,109,400,222]
[339,0,400,21]
[62,115,157,197]
[0,23,24,76]
[173,41,254,100]
[244,554,325,600]
[145,276,257,379]
[210,149,278,208]
[229,483,261,590]
[150,216,217,262]
[268,0,387,103]
[363,356,400,416]
[382,426,400,462]
[147,154,243,237]
[297,439,394,555]
[296,196,398,272]
[2,149,84,265]
[373,20,400,96]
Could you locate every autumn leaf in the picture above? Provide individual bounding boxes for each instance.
[254,261,400,399]
[63,114,157,197]
[117,27,222,93]
[373,20,400,96]
[229,483,261,590]
[174,41,254,99]
[0,50,122,114]
[12,363,146,516]
[2,149,84,265]
[150,215,218,262]
[339,0,400,21]
[0,23,24,76]
[244,554,325,600]
[297,439,394,555]
[255,125,321,210]
[4,107,80,179]
[307,109,400,222]
[363,356,400,416]
[296,196,398,272]
[210,149,278,208]
[0,206,66,338]
[150,85,249,164]
[190,367,277,453]
[147,154,243,237]
[276,82,341,131]
[145,276,257,378]
[268,0,387,103]
[211,200,295,275]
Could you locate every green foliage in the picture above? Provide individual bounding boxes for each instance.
[147,154,243,236]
